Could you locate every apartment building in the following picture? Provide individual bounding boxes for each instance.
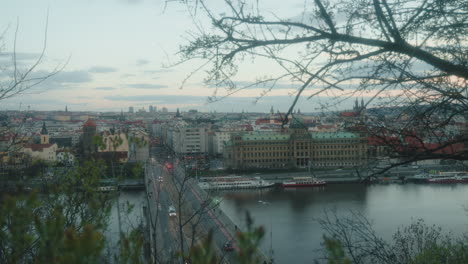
[213,131,232,156]
[172,125,209,155]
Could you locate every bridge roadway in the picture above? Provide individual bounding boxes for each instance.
[145,161,179,263]
[145,157,271,263]
[171,164,271,264]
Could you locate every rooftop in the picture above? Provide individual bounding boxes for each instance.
[241,132,290,141]
[311,132,359,139]
[23,143,55,151]
[83,118,97,127]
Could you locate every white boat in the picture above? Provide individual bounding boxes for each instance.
[407,171,468,183]
[282,177,326,188]
[97,185,117,192]
[406,173,433,183]
[198,176,275,190]
[427,172,468,183]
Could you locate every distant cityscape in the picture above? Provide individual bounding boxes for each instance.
[1,99,465,172]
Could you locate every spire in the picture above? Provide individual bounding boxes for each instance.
[65,105,68,112]
[270,106,274,115]
[361,98,365,109]
[176,108,181,117]
[40,121,48,135]
[40,121,49,144]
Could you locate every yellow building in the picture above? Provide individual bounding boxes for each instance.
[225,130,367,169]
[97,131,129,162]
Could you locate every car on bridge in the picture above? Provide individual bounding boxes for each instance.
[168,205,177,217]
[223,242,235,252]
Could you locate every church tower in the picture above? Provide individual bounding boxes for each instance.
[40,121,49,144]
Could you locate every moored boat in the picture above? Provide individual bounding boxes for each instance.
[427,172,468,183]
[407,171,468,183]
[198,176,275,190]
[406,173,433,183]
[282,177,326,188]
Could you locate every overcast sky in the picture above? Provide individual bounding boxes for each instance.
[0,0,362,113]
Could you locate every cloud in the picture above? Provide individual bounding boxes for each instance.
[88,66,118,73]
[0,69,93,97]
[126,83,168,89]
[41,70,93,84]
[101,94,332,113]
[95,87,116,90]
[120,0,143,4]
[121,73,135,78]
[0,52,42,62]
[104,94,203,102]
[142,68,174,74]
[136,59,150,66]
[207,80,297,90]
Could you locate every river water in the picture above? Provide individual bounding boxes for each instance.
[218,183,468,264]
[106,191,146,259]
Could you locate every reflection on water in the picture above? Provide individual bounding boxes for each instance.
[218,184,468,263]
[106,191,145,259]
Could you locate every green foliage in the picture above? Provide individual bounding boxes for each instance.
[0,193,40,263]
[117,228,145,264]
[50,160,112,231]
[93,133,124,152]
[410,242,468,264]
[108,162,145,180]
[185,231,218,264]
[319,212,468,264]
[130,162,144,179]
[23,159,49,178]
[323,236,351,264]
[393,219,468,264]
[128,135,148,148]
[34,209,105,264]
[235,212,265,264]
[92,135,106,151]
[181,212,267,264]
[0,161,113,263]
[0,192,106,264]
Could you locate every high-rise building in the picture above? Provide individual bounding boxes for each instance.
[129,106,134,113]
[162,107,168,113]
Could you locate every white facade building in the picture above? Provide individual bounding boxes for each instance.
[214,131,231,156]
[172,126,209,155]
[22,143,58,162]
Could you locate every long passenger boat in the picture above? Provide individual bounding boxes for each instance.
[198,176,275,190]
[282,177,326,188]
[427,172,468,183]
[407,171,468,183]
[406,173,434,183]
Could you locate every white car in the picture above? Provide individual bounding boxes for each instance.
[168,206,177,217]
